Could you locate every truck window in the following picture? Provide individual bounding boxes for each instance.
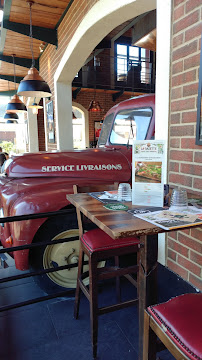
[110,107,152,145]
[98,113,114,146]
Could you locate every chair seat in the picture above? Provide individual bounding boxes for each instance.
[81,228,139,252]
[148,293,202,360]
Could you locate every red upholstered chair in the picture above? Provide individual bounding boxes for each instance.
[143,293,202,360]
[73,184,140,359]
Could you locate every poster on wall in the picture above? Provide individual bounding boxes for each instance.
[132,140,166,207]
[94,121,103,141]
[46,101,55,143]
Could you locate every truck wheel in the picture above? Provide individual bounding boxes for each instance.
[29,213,104,294]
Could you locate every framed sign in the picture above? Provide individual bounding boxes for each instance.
[46,101,55,143]
[196,34,202,145]
[94,121,103,141]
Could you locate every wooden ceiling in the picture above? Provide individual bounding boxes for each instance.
[0,1,156,95]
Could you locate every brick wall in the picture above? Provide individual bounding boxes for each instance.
[167,0,202,290]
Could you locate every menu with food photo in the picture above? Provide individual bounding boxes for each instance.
[132,140,166,207]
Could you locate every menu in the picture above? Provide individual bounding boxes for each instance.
[132,140,166,207]
[133,206,202,231]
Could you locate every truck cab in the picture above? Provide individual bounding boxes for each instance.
[0,94,155,293]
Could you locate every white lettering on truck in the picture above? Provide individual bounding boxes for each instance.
[41,164,122,172]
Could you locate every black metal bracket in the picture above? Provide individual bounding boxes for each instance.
[112,89,124,102]
[72,87,81,99]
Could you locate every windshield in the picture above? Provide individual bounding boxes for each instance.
[98,113,114,146]
[110,107,152,145]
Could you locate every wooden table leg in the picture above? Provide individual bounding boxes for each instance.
[138,234,158,360]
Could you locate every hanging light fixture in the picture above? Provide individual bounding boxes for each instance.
[4,112,19,123]
[6,55,27,113]
[88,100,102,112]
[17,1,51,98]
[28,98,43,114]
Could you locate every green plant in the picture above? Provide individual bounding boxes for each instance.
[0,141,16,154]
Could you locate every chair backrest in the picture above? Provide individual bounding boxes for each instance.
[73,183,118,238]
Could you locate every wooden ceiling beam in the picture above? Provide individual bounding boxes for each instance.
[0,54,39,70]
[132,10,156,45]
[2,19,57,46]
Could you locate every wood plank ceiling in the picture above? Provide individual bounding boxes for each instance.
[0,0,72,93]
[0,0,156,95]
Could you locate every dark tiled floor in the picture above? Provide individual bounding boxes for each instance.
[0,254,197,360]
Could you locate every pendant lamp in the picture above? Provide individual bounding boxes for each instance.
[6,55,27,113]
[4,112,19,124]
[17,1,51,98]
[88,100,102,112]
[28,98,43,114]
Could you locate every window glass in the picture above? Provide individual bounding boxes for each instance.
[110,107,152,145]
[98,113,114,146]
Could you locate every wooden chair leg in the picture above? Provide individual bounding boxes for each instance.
[89,255,99,359]
[74,246,84,319]
[143,311,157,360]
[114,255,121,302]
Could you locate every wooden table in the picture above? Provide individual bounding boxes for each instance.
[66,193,201,360]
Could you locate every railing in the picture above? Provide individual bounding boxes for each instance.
[0,208,85,313]
[72,55,155,93]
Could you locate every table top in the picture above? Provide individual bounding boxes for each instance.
[66,193,165,239]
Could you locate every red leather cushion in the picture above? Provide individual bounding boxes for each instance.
[81,228,139,252]
[148,293,202,360]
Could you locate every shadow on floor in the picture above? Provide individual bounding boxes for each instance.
[0,258,197,360]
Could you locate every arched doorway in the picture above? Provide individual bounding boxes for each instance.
[72,102,89,149]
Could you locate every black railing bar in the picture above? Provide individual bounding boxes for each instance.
[0,236,79,254]
[0,208,75,224]
[0,260,89,284]
[0,289,75,313]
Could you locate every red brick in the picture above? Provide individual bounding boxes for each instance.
[191,227,202,241]
[178,254,201,276]
[174,4,184,20]
[180,163,202,176]
[169,161,179,172]
[171,98,195,112]
[179,232,202,253]
[193,177,202,190]
[168,248,177,261]
[170,124,195,136]
[167,259,188,280]
[171,87,182,99]
[173,11,199,34]
[172,60,183,74]
[182,111,197,123]
[184,53,200,70]
[169,173,192,187]
[174,0,185,6]
[183,82,198,97]
[173,34,184,49]
[186,0,202,13]
[181,137,202,149]
[189,273,202,291]
[194,152,202,163]
[170,150,193,162]
[170,113,181,124]
[190,251,202,266]
[185,23,202,42]
[172,70,196,87]
[170,138,180,148]
[168,238,189,257]
[172,41,198,61]
[168,231,178,241]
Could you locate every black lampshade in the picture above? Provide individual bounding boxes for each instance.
[17,67,51,98]
[4,112,19,123]
[6,94,27,113]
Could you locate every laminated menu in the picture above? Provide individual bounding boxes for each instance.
[133,206,202,231]
[132,140,166,207]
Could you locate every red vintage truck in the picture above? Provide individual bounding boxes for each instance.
[0,94,155,293]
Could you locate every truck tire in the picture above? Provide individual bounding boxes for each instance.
[29,211,85,294]
[29,211,104,294]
